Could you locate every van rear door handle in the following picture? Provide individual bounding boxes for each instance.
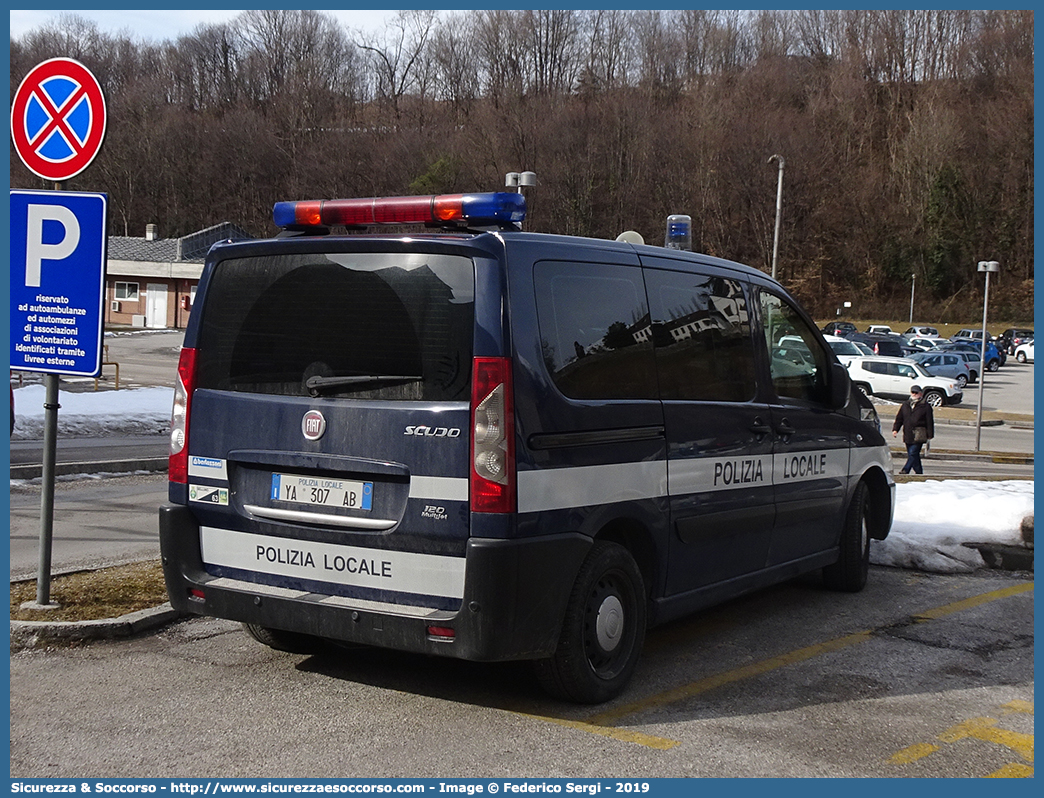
[776,418,796,437]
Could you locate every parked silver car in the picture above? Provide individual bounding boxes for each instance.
[908,351,971,389]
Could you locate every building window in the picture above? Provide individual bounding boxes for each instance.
[115,282,139,301]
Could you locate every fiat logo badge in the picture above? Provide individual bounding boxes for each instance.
[302,410,326,440]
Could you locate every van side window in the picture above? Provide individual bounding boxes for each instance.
[645,270,756,402]
[534,261,656,400]
[759,290,831,404]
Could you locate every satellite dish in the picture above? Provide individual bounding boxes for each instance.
[616,230,645,245]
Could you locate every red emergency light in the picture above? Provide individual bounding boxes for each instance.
[273,192,526,229]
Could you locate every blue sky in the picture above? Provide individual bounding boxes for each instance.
[9,9,406,42]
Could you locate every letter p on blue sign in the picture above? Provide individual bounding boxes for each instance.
[10,189,108,376]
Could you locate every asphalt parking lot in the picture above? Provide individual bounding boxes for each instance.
[10,566,1033,778]
[9,328,1034,779]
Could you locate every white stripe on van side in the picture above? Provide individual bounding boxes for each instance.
[850,443,895,481]
[518,447,859,513]
[668,456,772,494]
[772,449,850,485]
[517,461,669,514]
[409,476,469,502]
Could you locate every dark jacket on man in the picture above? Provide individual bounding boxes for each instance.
[893,398,934,445]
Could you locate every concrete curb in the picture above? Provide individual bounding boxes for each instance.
[10,603,184,652]
[9,457,168,481]
[889,448,1033,465]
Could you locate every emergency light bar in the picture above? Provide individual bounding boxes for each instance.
[273,192,526,229]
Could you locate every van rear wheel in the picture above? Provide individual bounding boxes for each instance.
[823,481,870,592]
[243,623,328,655]
[533,541,646,704]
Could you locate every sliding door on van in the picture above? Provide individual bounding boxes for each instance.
[756,289,851,564]
[643,262,775,593]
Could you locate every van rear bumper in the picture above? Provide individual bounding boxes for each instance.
[159,504,591,662]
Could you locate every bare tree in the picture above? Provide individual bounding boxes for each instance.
[355,10,438,124]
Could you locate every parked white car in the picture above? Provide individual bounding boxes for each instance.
[823,334,863,366]
[1015,340,1034,363]
[904,335,941,351]
[845,356,963,407]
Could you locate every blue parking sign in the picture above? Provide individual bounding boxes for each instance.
[10,190,108,376]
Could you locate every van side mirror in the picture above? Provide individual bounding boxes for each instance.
[830,361,851,409]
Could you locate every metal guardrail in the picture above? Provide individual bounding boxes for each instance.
[93,344,120,390]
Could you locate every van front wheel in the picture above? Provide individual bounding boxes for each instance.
[533,541,646,704]
[823,481,870,592]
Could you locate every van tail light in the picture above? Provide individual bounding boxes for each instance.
[470,357,515,514]
[169,347,198,484]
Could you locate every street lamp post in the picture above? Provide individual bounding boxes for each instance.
[974,260,1000,451]
[909,273,916,324]
[768,154,784,280]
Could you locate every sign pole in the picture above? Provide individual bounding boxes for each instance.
[36,373,61,605]
[11,58,109,607]
[33,180,65,606]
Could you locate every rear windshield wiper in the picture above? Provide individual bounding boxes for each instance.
[304,374,423,395]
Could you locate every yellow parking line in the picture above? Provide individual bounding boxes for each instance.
[937,717,1034,763]
[584,580,1033,729]
[517,712,680,750]
[912,582,1033,622]
[514,581,1032,749]
[1001,700,1034,716]
[889,742,940,764]
[986,763,1034,778]
[586,631,873,727]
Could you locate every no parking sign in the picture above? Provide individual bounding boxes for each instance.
[11,57,107,182]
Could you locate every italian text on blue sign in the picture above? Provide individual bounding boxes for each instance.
[10,189,108,376]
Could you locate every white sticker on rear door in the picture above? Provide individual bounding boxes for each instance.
[189,485,229,505]
[188,456,228,480]
[200,526,466,599]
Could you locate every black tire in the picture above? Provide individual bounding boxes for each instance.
[533,541,646,704]
[956,374,967,389]
[1016,352,1027,363]
[987,359,1000,372]
[855,383,871,397]
[924,390,943,408]
[243,623,328,655]
[823,481,870,592]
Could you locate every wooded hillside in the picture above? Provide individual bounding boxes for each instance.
[10,9,1034,320]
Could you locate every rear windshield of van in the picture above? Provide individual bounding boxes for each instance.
[195,251,474,401]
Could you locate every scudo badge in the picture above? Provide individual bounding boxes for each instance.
[302,410,326,440]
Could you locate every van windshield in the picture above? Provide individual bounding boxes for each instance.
[195,251,474,401]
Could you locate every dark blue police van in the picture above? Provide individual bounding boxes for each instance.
[160,192,894,703]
